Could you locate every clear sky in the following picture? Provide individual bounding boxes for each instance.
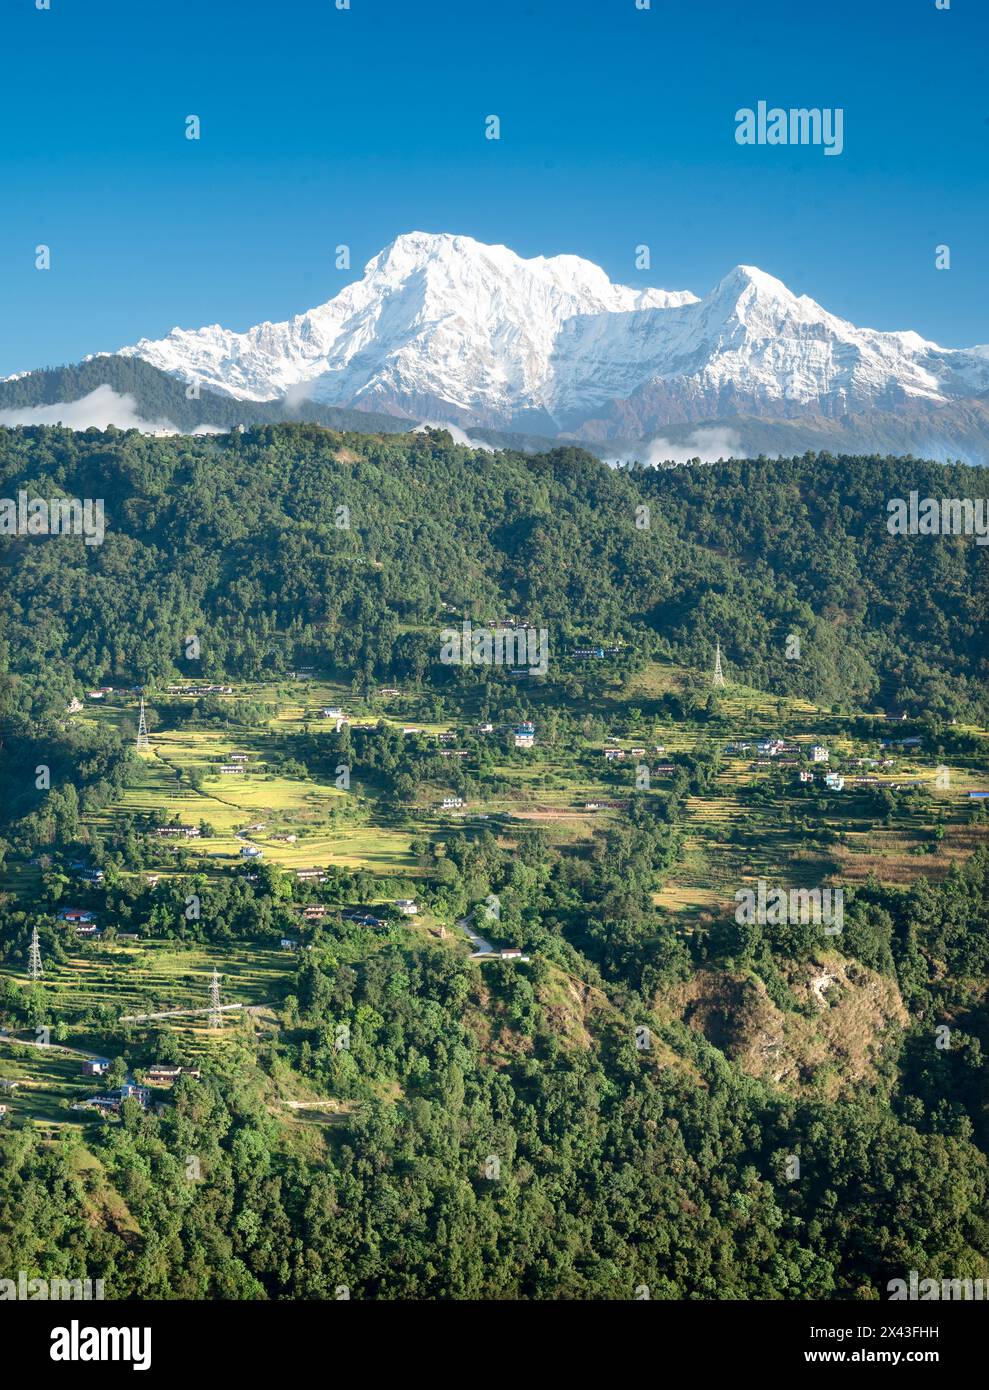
[1,0,986,376]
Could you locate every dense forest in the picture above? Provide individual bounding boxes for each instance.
[1,424,986,724]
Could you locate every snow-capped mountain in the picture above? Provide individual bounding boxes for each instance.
[104,232,989,438]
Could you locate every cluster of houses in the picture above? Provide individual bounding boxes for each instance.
[78,1061,202,1115]
[59,909,101,939]
[797,771,845,789]
[164,684,233,696]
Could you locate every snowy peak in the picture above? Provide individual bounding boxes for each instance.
[108,232,989,436]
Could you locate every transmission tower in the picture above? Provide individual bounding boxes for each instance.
[208,967,223,1029]
[135,697,150,751]
[28,925,43,982]
[712,640,726,689]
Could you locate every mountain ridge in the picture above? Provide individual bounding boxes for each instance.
[96,232,989,436]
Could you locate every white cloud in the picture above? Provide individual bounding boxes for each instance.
[0,386,179,433]
[413,420,494,452]
[607,426,748,467]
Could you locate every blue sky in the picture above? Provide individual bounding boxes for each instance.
[1,0,986,376]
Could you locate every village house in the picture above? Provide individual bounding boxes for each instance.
[810,745,830,763]
[395,900,419,916]
[441,796,465,809]
[514,723,535,748]
[239,845,263,859]
[156,825,200,838]
[757,739,787,757]
[145,1065,201,1086]
[824,772,845,791]
[82,1095,121,1114]
[82,1058,111,1078]
[296,869,327,882]
[343,910,384,927]
[303,905,328,919]
[799,769,815,783]
[603,748,625,761]
[119,1081,151,1107]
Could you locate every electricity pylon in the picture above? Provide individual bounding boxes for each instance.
[208,968,223,1029]
[712,640,726,689]
[136,697,150,751]
[28,925,43,982]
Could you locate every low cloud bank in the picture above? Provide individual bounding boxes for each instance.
[414,420,495,452]
[607,426,750,467]
[0,386,179,433]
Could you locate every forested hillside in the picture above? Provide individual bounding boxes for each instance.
[1,424,986,724]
